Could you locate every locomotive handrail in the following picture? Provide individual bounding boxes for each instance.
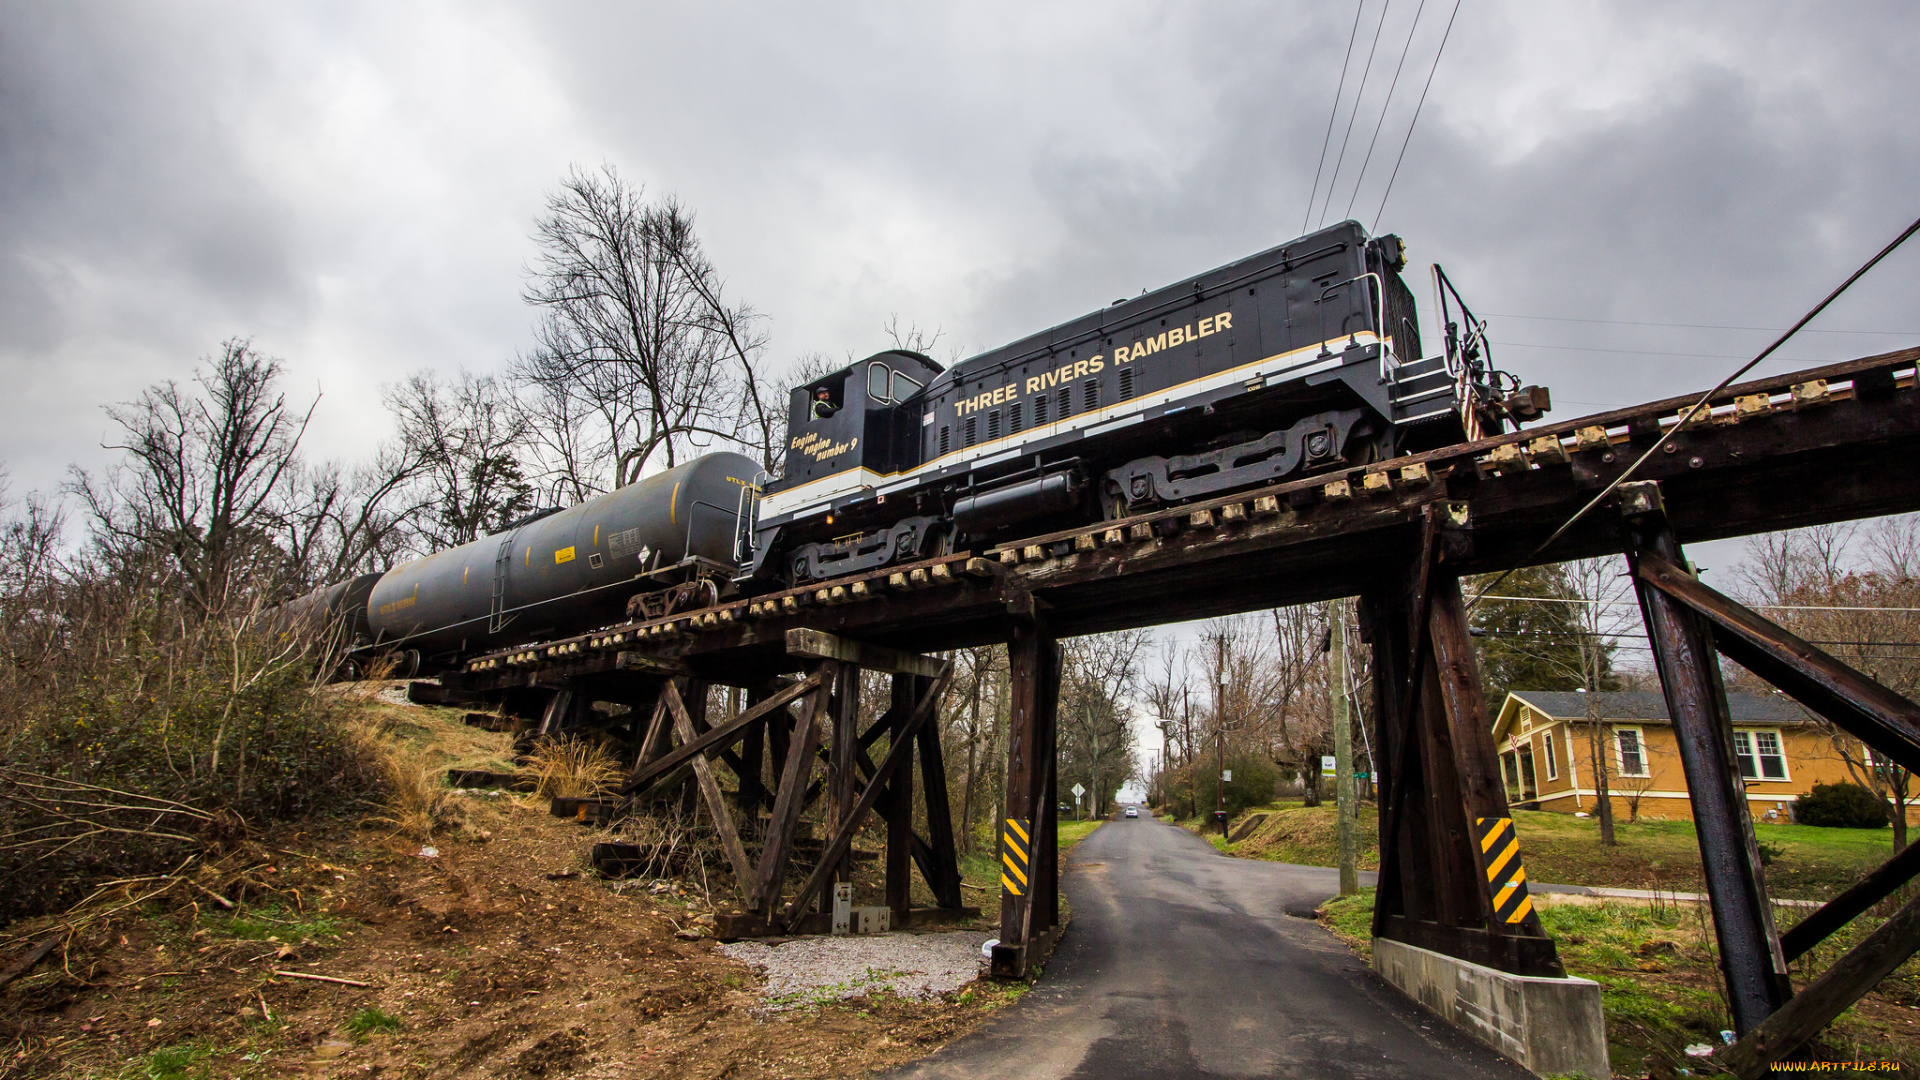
[736,473,770,562]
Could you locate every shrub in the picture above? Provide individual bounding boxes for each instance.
[1163,755,1280,816]
[0,567,381,925]
[1220,756,1281,815]
[1793,782,1890,828]
[525,734,622,799]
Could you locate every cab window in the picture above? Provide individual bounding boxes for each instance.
[867,362,924,405]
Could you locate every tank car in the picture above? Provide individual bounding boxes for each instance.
[745,219,1541,588]
[296,452,758,672]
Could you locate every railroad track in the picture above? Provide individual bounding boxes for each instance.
[447,346,1920,691]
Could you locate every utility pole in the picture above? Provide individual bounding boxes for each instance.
[1183,686,1197,819]
[1215,635,1227,818]
[1332,599,1357,895]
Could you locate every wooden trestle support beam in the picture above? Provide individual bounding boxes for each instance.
[989,616,1063,978]
[608,628,974,940]
[1362,505,1566,977]
[1617,480,1920,1076]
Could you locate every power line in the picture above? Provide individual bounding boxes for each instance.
[1345,0,1430,220]
[1492,340,1829,362]
[1371,0,1463,229]
[1477,594,1920,613]
[1468,212,1920,609]
[1477,627,1920,649]
[1304,0,1368,235]
[1482,313,1920,337]
[1318,0,1394,228]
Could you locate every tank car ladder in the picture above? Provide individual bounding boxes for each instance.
[488,533,517,634]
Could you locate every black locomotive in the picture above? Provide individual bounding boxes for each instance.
[751,219,1539,588]
[305,220,1538,672]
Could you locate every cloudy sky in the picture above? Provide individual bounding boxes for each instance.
[7,0,1918,500]
[7,2,1916,772]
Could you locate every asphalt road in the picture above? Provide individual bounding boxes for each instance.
[885,812,1535,1080]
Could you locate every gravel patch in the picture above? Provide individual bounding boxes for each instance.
[720,931,990,1009]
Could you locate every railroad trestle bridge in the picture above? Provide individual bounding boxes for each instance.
[433,347,1920,1075]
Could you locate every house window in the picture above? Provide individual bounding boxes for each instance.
[1616,727,1649,778]
[1542,730,1559,781]
[1733,729,1789,780]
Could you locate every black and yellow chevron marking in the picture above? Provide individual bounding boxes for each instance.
[1001,817,1031,897]
[1475,816,1534,924]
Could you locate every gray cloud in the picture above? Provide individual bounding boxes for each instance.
[3,0,1917,502]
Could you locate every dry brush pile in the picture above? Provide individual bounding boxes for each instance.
[0,560,382,927]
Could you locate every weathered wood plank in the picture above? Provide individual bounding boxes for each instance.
[1722,893,1920,1079]
[1780,814,1920,961]
[620,676,817,797]
[1637,552,1920,775]
[662,681,756,899]
[753,671,834,914]
[785,628,944,677]
[779,663,952,928]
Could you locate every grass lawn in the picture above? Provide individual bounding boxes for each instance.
[1056,818,1103,852]
[1184,800,1901,900]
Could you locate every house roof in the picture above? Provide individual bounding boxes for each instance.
[1507,690,1817,725]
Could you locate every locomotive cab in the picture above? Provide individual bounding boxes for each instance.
[781,350,943,487]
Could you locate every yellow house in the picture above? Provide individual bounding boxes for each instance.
[1489,690,1916,825]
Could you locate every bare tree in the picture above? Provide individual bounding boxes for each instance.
[515,165,778,495]
[1142,641,1193,814]
[942,645,1004,853]
[1740,517,1918,850]
[278,450,424,586]
[1264,605,1332,798]
[385,370,535,548]
[1561,557,1636,845]
[1059,629,1148,818]
[71,339,315,612]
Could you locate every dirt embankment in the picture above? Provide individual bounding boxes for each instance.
[1,709,1013,1079]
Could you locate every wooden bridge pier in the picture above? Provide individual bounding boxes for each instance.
[990,617,1063,978]
[1361,506,1566,978]
[1617,480,1920,1074]
[598,630,975,940]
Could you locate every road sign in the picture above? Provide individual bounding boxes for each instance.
[1321,755,1337,776]
[1221,769,1232,782]
[1071,783,1086,798]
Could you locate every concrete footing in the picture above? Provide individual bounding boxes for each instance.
[1372,936,1609,1079]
